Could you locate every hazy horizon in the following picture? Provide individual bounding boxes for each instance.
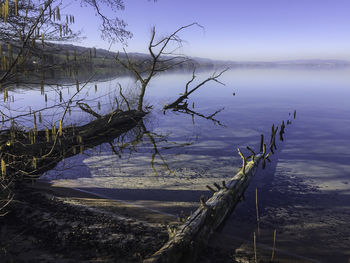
[64,0,350,61]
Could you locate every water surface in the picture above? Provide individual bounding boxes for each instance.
[5,68,350,262]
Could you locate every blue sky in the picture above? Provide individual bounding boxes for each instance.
[65,0,350,61]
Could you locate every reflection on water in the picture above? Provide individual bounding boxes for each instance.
[4,68,350,262]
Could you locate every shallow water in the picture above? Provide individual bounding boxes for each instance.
[4,68,350,262]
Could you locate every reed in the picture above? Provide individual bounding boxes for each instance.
[1,159,6,178]
[39,111,42,123]
[33,112,37,136]
[254,232,257,263]
[41,33,44,48]
[32,156,37,169]
[45,127,50,142]
[52,125,56,140]
[76,80,79,92]
[56,6,61,20]
[58,120,62,136]
[14,0,18,15]
[256,187,260,236]
[3,88,8,102]
[271,229,277,261]
[41,81,44,95]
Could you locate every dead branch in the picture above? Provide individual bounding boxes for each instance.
[164,68,228,110]
[118,83,131,111]
[77,102,101,118]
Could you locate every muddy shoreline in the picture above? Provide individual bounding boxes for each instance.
[0,182,174,263]
[0,182,239,263]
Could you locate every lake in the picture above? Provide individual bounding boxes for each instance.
[5,68,350,262]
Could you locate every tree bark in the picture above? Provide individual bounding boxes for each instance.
[144,154,264,263]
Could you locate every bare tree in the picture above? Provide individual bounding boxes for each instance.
[80,0,157,43]
[0,0,158,216]
[0,0,157,88]
[115,23,201,111]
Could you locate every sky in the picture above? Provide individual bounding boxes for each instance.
[64,0,350,61]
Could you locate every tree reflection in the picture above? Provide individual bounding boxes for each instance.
[164,105,225,127]
[106,119,193,177]
[0,23,228,215]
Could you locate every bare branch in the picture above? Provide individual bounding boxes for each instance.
[118,83,130,111]
[185,68,196,94]
[77,102,101,118]
[115,23,202,111]
[164,68,229,110]
[80,0,131,43]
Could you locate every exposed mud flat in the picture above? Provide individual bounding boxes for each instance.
[42,153,239,216]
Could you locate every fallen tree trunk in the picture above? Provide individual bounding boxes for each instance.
[0,110,147,178]
[144,116,295,263]
[144,151,265,263]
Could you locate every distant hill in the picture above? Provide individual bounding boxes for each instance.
[2,40,349,69]
[27,42,350,71]
[224,59,350,69]
[2,41,349,87]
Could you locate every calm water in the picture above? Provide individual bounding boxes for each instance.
[4,68,350,262]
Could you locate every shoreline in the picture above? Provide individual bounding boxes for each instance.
[0,180,176,263]
[29,180,178,224]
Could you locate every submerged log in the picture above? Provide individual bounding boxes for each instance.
[145,112,296,262]
[144,153,264,263]
[0,110,146,178]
